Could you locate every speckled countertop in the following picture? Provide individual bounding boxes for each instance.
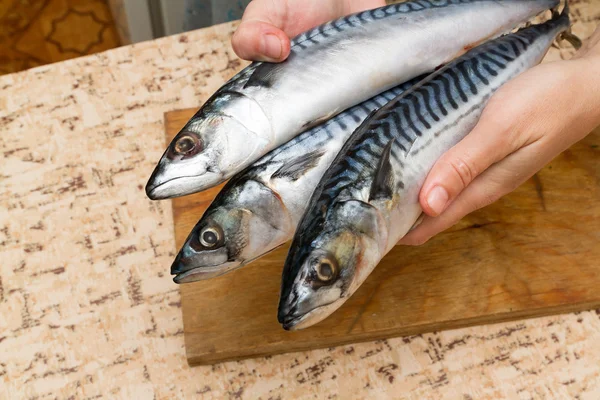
[2,3,600,399]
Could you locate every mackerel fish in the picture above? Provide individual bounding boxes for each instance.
[278,7,571,330]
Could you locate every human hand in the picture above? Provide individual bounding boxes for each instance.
[399,26,600,246]
[231,0,385,62]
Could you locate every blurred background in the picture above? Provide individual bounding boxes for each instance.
[0,1,406,76]
[0,0,252,75]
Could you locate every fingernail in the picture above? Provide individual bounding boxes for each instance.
[261,33,283,61]
[426,186,449,216]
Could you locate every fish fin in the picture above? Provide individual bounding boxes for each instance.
[559,30,582,50]
[368,139,396,202]
[334,200,381,238]
[271,149,326,181]
[244,62,279,89]
[301,109,340,130]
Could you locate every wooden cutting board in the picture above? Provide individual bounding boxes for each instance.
[166,108,600,366]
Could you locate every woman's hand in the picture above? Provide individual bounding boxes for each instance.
[231,0,385,62]
[400,27,600,245]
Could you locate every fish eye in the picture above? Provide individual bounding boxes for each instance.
[171,131,203,157]
[315,257,338,282]
[199,226,221,248]
[175,136,195,153]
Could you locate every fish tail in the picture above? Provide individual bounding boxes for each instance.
[549,0,571,29]
[555,1,583,49]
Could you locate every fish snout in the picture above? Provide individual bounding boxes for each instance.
[170,242,239,284]
[277,292,313,330]
[277,294,299,327]
[170,251,192,276]
[278,306,301,331]
[145,159,181,200]
[145,163,167,200]
[170,248,231,276]
[144,168,186,200]
[145,182,164,200]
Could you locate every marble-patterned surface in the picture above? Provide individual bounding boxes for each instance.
[1,3,600,399]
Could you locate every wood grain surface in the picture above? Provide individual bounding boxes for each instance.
[167,108,600,366]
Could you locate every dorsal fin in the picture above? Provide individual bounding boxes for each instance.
[368,139,395,202]
[272,149,326,181]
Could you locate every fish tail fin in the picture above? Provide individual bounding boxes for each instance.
[555,1,582,50]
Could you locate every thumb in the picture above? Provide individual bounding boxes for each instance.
[231,1,291,62]
[419,122,515,217]
[232,0,387,62]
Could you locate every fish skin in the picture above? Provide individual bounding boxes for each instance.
[170,76,428,284]
[145,0,558,200]
[278,8,571,331]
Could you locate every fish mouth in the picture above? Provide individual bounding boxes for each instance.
[280,314,306,331]
[172,261,243,284]
[145,172,222,200]
[171,246,241,283]
[279,300,338,331]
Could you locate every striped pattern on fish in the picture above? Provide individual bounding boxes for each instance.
[170,76,429,283]
[292,0,512,50]
[278,8,571,331]
[145,0,558,200]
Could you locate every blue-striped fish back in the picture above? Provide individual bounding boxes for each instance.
[291,0,490,51]
[316,12,568,209]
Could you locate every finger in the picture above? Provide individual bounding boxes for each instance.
[399,174,510,246]
[232,0,330,62]
[232,19,291,62]
[344,0,388,14]
[231,0,291,62]
[400,139,548,246]
[418,111,519,218]
[417,58,597,219]
[232,0,386,62]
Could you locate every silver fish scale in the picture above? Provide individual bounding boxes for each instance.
[250,79,422,170]
[291,0,490,50]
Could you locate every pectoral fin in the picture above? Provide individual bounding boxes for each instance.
[334,200,381,238]
[244,63,279,89]
[301,109,340,130]
[368,139,396,202]
[272,149,326,181]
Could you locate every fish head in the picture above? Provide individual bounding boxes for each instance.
[171,178,293,283]
[171,205,246,283]
[146,93,272,199]
[278,199,385,330]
